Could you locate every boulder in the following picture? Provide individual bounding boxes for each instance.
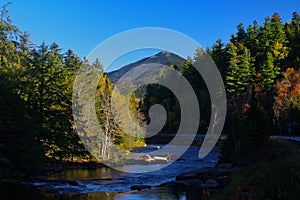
[130,185,152,191]
[159,181,177,187]
[176,167,219,181]
[216,163,233,173]
[178,180,204,188]
[215,175,229,188]
[68,180,79,186]
[204,179,218,188]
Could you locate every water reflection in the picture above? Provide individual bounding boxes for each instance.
[47,167,126,180]
[1,183,204,200]
[6,145,219,199]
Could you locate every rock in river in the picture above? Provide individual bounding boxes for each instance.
[130,185,152,191]
[175,167,219,181]
[216,163,233,173]
[204,179,218,188]
[67,180,79,186]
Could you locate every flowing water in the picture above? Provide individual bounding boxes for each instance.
[3,144,220,200]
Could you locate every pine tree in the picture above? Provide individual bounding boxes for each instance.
[261,52,280,91]
[285,12,300,69]
[236,23,246,43]
[226,43,254,97]
[208,38,226,78]
[245,20,259,58]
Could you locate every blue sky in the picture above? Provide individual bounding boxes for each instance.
[7,0,299,71]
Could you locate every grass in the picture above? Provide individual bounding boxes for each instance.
[213,139,300,200]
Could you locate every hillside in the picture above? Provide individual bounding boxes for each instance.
[107,51,185,83]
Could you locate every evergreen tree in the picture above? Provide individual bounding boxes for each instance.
[226,43,254,98]
[0,3,44,175]
[208,38,226,78]
[236,23,247,43]
[285,12,300,69]
[260,52,280,91]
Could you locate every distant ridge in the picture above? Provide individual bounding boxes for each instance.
[107,51,186,83]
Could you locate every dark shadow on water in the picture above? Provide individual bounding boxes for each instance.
[2,145,219,199]
[1,182,205,200]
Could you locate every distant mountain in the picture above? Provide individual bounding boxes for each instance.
[107,51,186,83]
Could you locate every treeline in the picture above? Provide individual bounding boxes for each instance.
[139,56,211,134]
[138,12,300,164]
[207,12,300,164]
[0,4,88,175]
[142,13,300,134]
[0,4,144,176]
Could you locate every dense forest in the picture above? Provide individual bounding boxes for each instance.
[210,12,300,164]
[138,13,300,136]
[138,12,300,164]
[0,4,145,176]
[0,1,299,177]
[138,12,300,165]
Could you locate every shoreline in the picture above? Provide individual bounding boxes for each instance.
[2,138,299,199]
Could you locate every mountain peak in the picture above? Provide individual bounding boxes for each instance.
[107,51,185,83]
[152,51,172,57]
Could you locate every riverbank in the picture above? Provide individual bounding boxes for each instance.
[3,138,299,199]
[42,160,107,174]
[140,138,300,199]
[195,138,300,199]
[2,144,218,198]
[0,159,107,182]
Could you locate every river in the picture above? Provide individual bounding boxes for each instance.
[3,144,220,200]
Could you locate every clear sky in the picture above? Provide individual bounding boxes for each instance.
[7,0,299,71]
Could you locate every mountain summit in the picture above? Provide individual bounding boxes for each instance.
[107,51,185,83]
